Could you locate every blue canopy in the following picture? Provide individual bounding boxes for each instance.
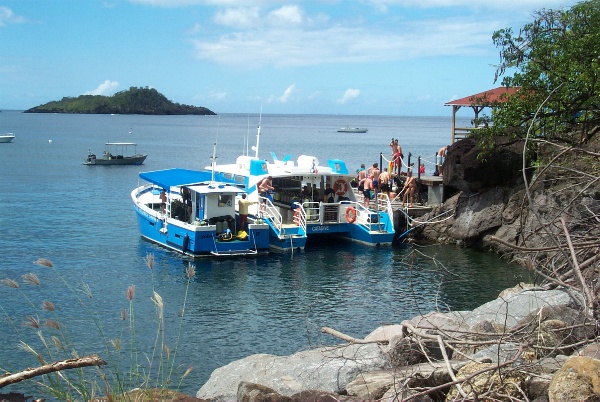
[139,168,215,189]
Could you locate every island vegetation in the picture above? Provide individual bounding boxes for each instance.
[23,86,216,115]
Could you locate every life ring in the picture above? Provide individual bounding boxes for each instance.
[345,207,357,223]
[335,179,349,196]
[293,210,301,226]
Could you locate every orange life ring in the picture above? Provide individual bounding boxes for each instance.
[335,179,349,196]
[345,207,357,223]
[293,210,301,226]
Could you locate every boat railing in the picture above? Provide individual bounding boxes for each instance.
[376,192,394,218]
[292,204,307,234]
[260,196,307,238]
[261,196,283,230]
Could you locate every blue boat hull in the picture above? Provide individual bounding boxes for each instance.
[134,204,269,257]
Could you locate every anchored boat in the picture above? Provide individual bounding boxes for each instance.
[85,142,147,165]
[208,122,395,246]
[337,126,368,133]
[131,168,270,257]
[0,133,15,143]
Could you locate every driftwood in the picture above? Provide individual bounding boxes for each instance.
[0,354,107,388]
[321,326,383,344]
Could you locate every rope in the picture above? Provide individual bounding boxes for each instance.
[396,207,455,226]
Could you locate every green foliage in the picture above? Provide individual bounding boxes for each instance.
[24,86,216,115]
[484,0,600,148]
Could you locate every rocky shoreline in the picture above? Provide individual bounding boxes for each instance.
[194,284,596,401]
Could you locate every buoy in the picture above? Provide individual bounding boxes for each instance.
[345,207,357,223]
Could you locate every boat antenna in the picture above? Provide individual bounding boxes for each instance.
[245,114,250,156]
[253,106,262,159]
[211,142,217,182]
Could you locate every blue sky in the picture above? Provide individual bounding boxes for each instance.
[1,0,580,116]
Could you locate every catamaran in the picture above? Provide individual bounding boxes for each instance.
[207,120,395,246]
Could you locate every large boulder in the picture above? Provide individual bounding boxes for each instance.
[447,287,582,329]
[548,356,600,401]
[196,343,390,401]
[444,138,527,193]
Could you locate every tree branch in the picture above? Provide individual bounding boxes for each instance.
[0,355,107,388]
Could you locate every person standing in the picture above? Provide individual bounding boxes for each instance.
[379,168,391,195]
[257,176,274,214]
[237,193,256,231]
[360,175,374,208]
[402,170,417,207]
[371,163,381,190]
[437,146,448,176]
[159,189,167,213]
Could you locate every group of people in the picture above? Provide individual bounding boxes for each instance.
[353,141,450,208]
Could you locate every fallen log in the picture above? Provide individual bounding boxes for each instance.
[0,354,107,388]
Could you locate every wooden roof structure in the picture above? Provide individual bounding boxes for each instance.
[445,86,520,143]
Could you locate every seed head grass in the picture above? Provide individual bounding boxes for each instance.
[0,253,197,400]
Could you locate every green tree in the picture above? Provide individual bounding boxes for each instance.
[485,0,600,147]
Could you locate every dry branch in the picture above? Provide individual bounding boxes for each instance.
[0,354,106,388]
[320,326,383,344]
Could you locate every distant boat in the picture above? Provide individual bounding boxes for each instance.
[0,133,15,143]
[84,142,147,165]
[337,126,368,133]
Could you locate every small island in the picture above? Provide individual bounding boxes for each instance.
[24,86,216,115]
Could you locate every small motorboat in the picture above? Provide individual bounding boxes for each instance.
[84,142,147,165]
[0,133,15,143]
[337,126,368,133]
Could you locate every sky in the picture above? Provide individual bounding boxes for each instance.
[0,0,581,116]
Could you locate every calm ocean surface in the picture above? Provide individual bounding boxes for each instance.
[0,111,528,398]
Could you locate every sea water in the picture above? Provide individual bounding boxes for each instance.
[0,111,528,398]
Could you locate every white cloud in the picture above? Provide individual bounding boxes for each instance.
[0,7,26,27]
[266,5,303,26]
[84,80,120,96]
[365,0,578,11]
[214,7,260,28]
[338,89,360,104]
[277,84,295,103]
[210,91,228,100]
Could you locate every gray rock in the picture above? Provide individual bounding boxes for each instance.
[196,343,390,401]
[447,288,582,329]
[345,370,395,400]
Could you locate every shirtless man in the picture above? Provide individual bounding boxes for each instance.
[378,168,391,195]
[257,176,274,214]
[437,146,447,176]
[370,163,381,189]
[360,175,374,208]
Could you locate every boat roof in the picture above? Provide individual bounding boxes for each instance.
[140,168,214,189]
[106,142,137,146]
[140,168,245,193]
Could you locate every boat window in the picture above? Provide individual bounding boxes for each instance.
[218,194,233,207]
[234,175,245,184]
[223,173,234,180]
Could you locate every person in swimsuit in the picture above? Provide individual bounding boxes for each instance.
[402,170,417,207]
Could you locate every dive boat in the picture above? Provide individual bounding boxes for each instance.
[0,133,15,143]
[337,126,368,133]
[131,168,270,257]
[84,142,147,165]
[208,123,395,246]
